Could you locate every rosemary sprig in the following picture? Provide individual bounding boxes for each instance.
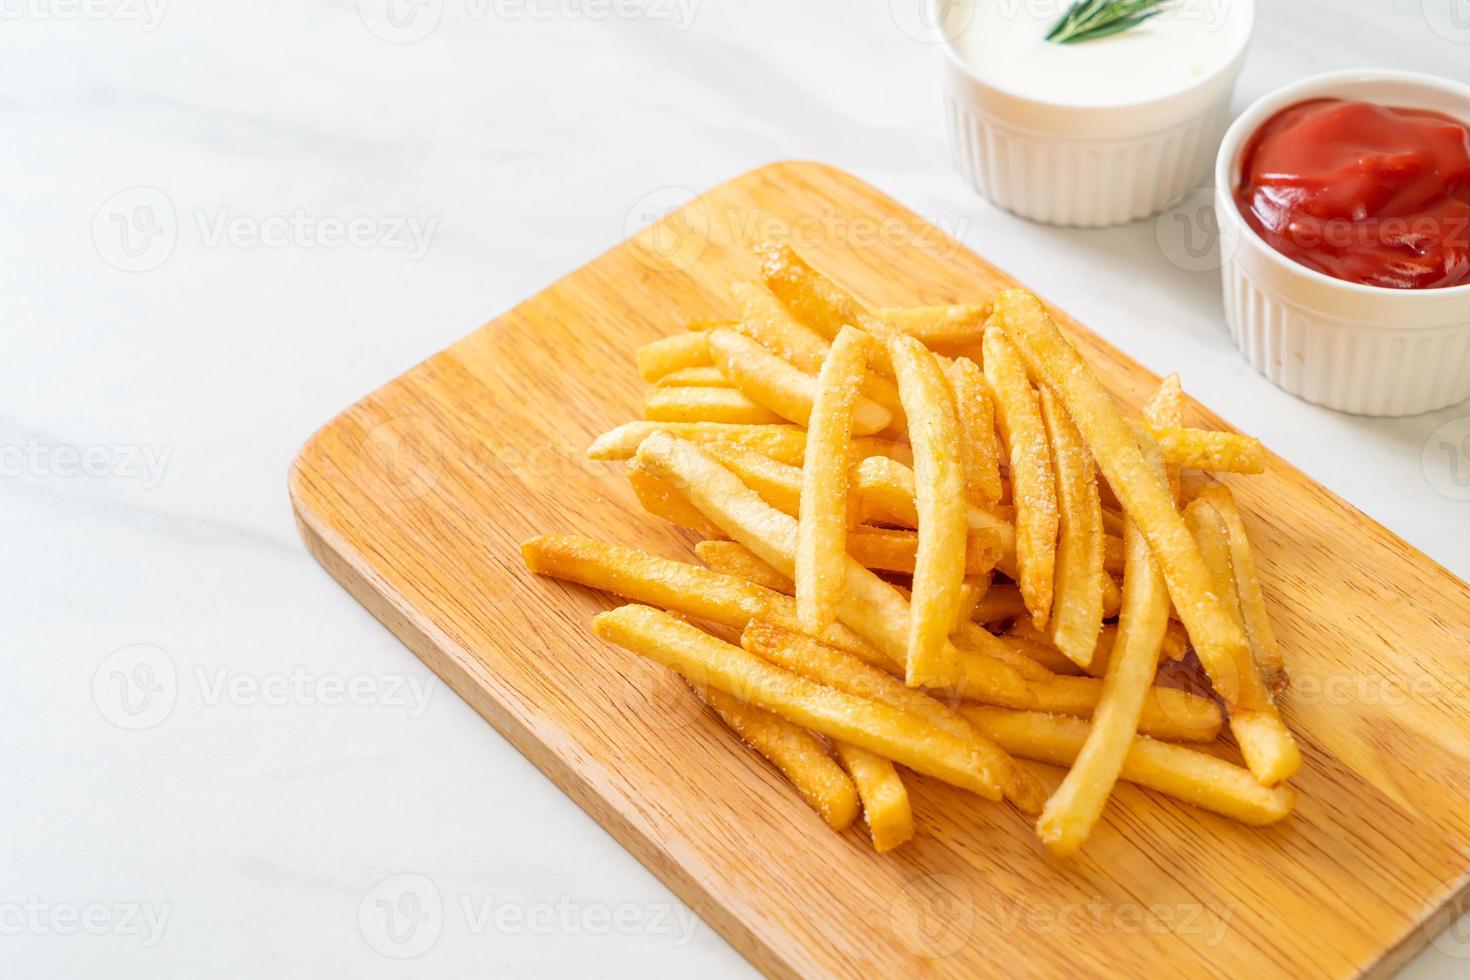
[1046,0,1172,44]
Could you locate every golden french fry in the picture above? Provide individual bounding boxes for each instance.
[699,684,860,832]
[588,420,808,463]
[626,459,723,537]
[1142,373,1184,428]
[1195,484,1287,690]
[695,539,793,593]
[1103,533,1125,574]
[972,583,1026,625]
[889,332,970,686]
[1185,498,1300,786]
[1147,425,1266,475]
[645,386,786,425]
[636,332,711,382]
[876,304,990,350]
[989,289,1250,707]
[848,527,999,577]
[852,455,1017,577]
[1027,674,1222,742]
[521,534,879,661]
[652,366,732,388]
[947,356,1005,504]
[594,605,1010,799]
[632,432,1033,705]
[702,442,803,517]
[1036,429,1172,856]
[741,622,1044,814]
[706,327,892,435]
[797,326,874,631]
[1040,387,1104,667]
[961,708,1296,825]
[984,327,1058,627]
[757,242,900,357]
[833,742,915,852]
[1012,618,1191,679]
[952,620,1055,682]
[1101,571,1123,619]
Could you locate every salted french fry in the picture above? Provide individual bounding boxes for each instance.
[632,432,1033,705]
[699,685,860,832]
[1011,618,1191,678]
[652,366,732,388]
[961,708,1296,825]
[848,527,999,577]
[1036,428,1172,856]
[741,622,1044,814]
[1148,425,1265,475]
[833,742,915,852]
[973,583,1026,625]
[889,332,970,686]
[1027,673,1222,742]
[645,386,785,425]
[588,421,808,464]
[626,459,723,537]
[877,304,990,350]
[702,442,803,517]
[853,455,1017,577]
[1195,485,1287,690]
[957,572,991,623]
[521,534,879,662]
[1142,373,1184,428]
[797,327,873,631]
[947,357,1005,504]
[1040,387,1104,667]
[706,327,892,435]
[695,539,792,593]
[1185,499,1300,786]
[983,327,1058,627]
[990,289,1249,707]
[594,605,1010,799]
[636,332,711,382]
[952,621,1054,682]
[757,242,902,363]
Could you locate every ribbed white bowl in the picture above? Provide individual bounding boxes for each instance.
[935,0,1252,228]
[1216,71,1470,417]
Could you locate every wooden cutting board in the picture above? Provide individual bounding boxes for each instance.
[290,162,1470,978]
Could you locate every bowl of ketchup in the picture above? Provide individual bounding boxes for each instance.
[1214,71,1470,416]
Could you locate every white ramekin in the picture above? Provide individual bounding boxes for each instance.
[936,0,1253,228]
[1215,70,1470,417]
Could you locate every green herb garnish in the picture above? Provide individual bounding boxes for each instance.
[1046,0,1172,44]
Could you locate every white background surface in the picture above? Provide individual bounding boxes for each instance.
[4,0,1470,976]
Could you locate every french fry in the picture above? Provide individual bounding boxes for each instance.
[1185,499,1300,786]
[652,366,732,388]
[706,327,892,435]
[702,442,804,518]
[1103,534,1125,574]
[853,455,1016,577]
[757,242,901,363]
[1148,425,1265,475]
[983,327,1058,627]
[1142,373,1184,428]
[1010,618,1191,678]
[522,534,879,661]
[1040,387,1104,667]
[947,356,1005,505]
[588,421,808,463]
[695,539,792,593]
[741,622,1044,813]
[594,605,1010,799]
[972,583,1026,625]
[833,742,915,852]
[848,527,999,577]
[699,684,860,832]
[798,327,873,631]
[989,289,1250,707]
[889,332,970,686]
[1035,429,1172,856]
[1101,571,1123,618]
[626,459,724,537]
[636,332,711,382]
[633,432,1033,705]
[877,303,990,350]
[952,621,1055,682]
[645,386,785,425]
[1027,675,1222,742]
[1195,485,1288,690]
[961,708,1296,825]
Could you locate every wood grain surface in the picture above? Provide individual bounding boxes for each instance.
[289,161,1470,978]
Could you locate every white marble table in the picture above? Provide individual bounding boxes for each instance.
[3,1,1468,975]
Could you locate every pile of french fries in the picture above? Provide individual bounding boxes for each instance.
[522,242,1298,856]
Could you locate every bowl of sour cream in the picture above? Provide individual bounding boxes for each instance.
[935,0,1254,227]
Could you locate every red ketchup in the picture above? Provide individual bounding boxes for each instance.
[1234,98,1470,289]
